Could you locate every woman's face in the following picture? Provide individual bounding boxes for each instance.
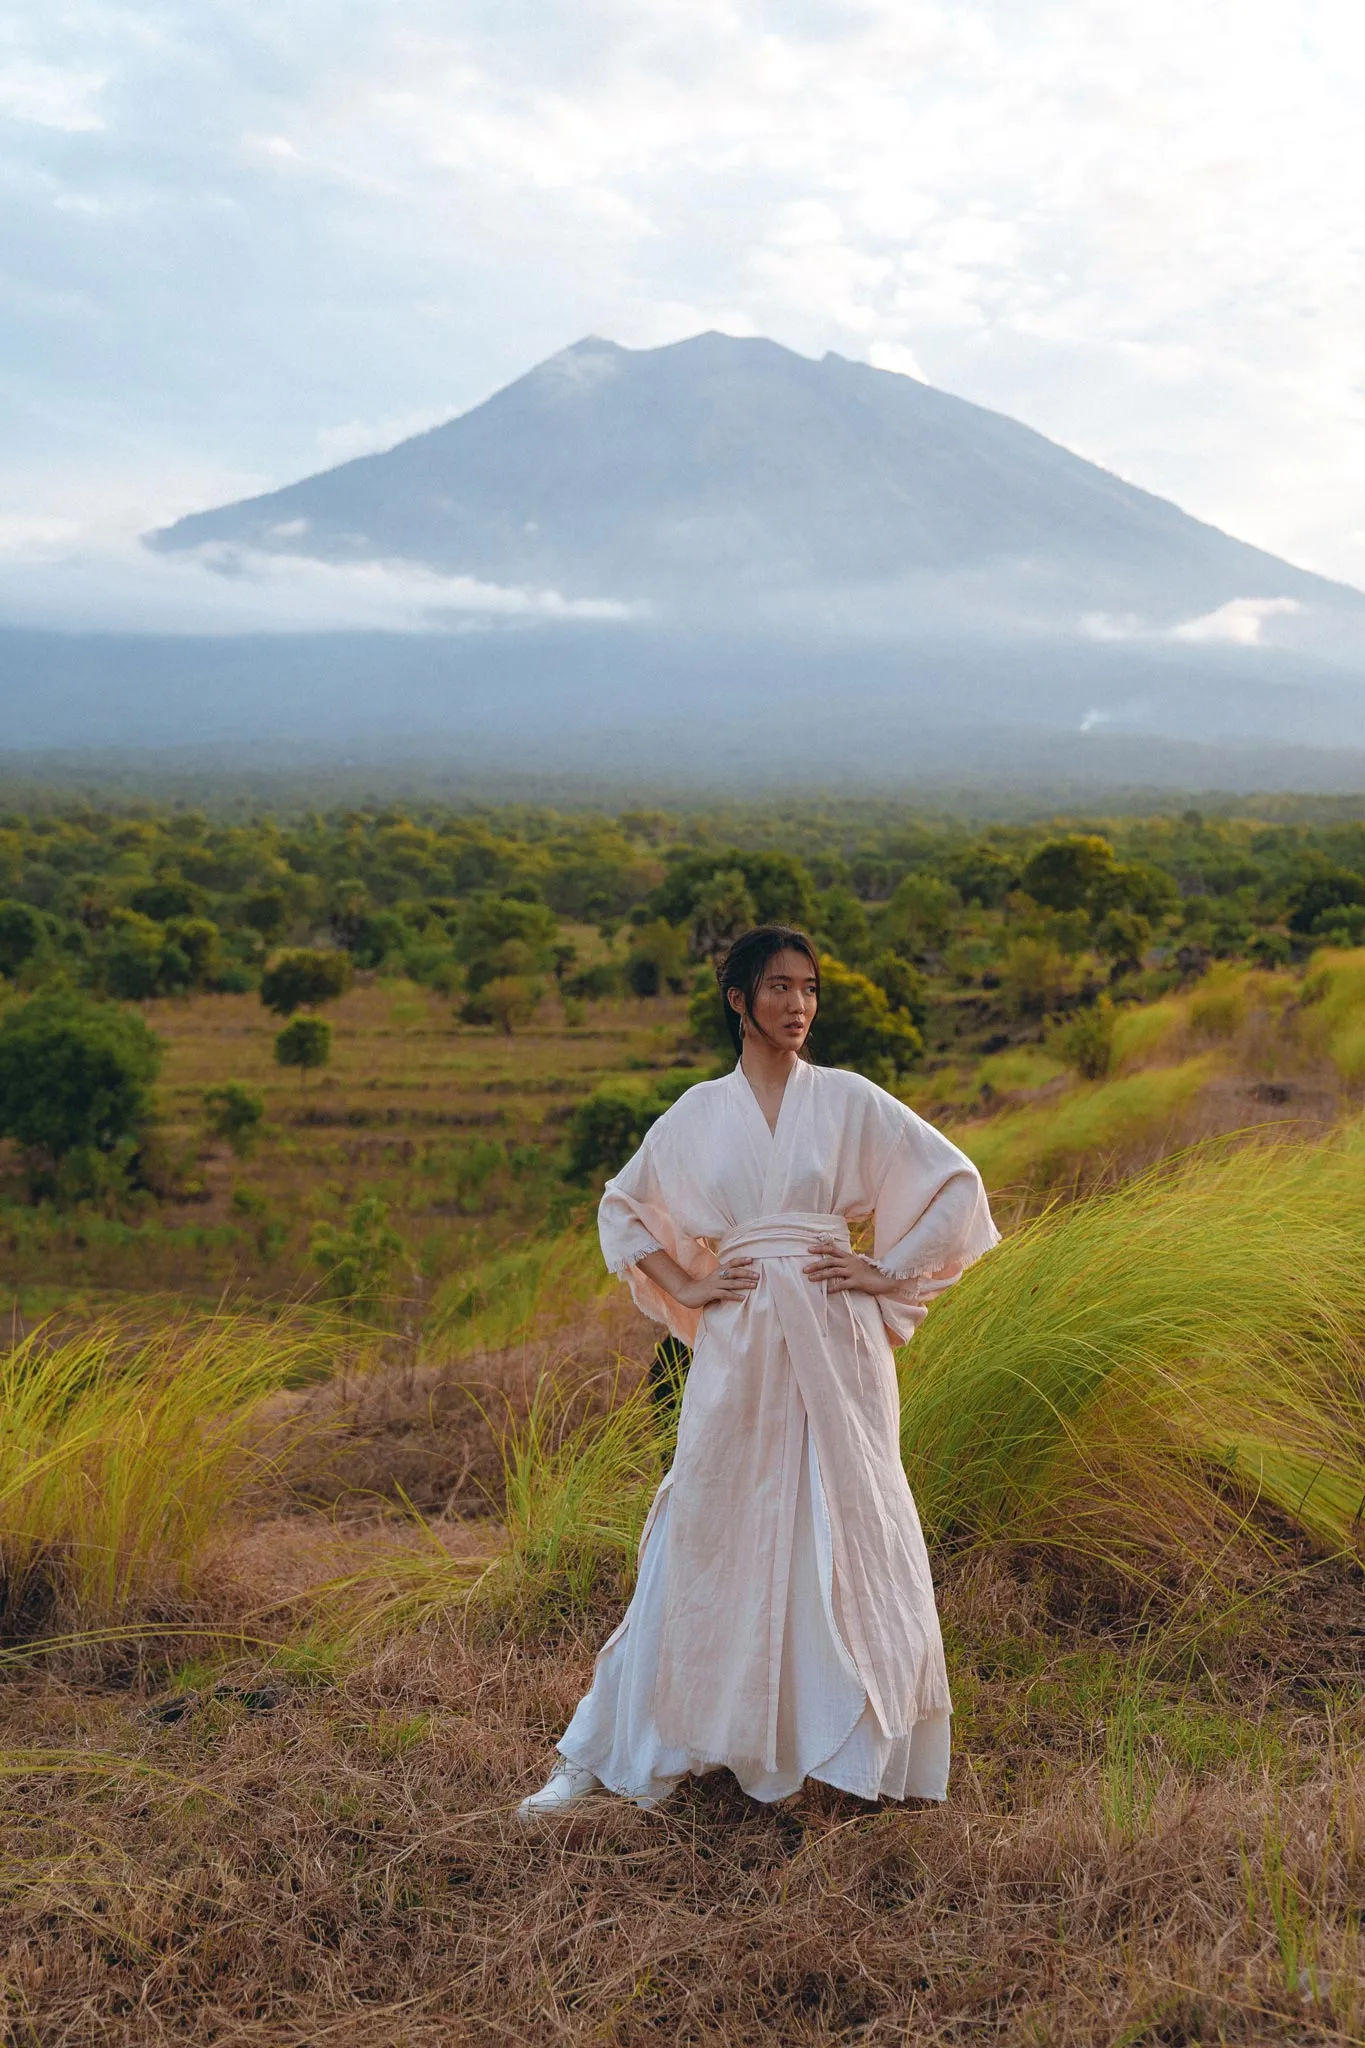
[735,947,818,1052]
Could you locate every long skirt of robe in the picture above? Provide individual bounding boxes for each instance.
[558,1419,951,1806]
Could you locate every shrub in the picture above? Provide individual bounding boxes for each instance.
[564,960,622,1001]
[310,1193,405,1314]
[566,1070,699,1179]
[259,948,352,1016]
[0,993,161,1176]
[203,1081,265,1157]
[274,1014,332,1082]
[461,974,544,1034]
[1052,998,1116,1081]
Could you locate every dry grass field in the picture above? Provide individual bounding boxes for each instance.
[1,954,1363,2044]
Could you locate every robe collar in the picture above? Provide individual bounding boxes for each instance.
[731,1056,812,1183]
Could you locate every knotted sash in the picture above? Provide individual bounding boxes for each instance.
[653,1211,950,1771]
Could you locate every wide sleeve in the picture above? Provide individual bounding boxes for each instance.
[597,1131,715,1347]
[869,1110,1000,1343]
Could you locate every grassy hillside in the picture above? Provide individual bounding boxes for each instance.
[0,804,1362,2042]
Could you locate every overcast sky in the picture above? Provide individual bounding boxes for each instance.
[3,0,1364,630]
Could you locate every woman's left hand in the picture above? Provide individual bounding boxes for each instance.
[802,1238,900,1297]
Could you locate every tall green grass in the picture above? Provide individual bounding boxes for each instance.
[329,1126,1365,1640]
[899,1126,1365,1576]
[0,1317,332,1641]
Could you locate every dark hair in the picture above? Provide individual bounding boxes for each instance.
[716,925,820,1060]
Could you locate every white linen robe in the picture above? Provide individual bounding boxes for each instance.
[559,1059,998,1805]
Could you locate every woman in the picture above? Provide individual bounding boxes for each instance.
[519,925,998,1819]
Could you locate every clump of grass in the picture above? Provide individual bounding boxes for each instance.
[0,1316,335,1643]
[1296,946,1365,1086]
[900,1127,1365,1580]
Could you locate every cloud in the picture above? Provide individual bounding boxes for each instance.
[1080,597,1303,648]
[0,534,642,635]
[0,55,106,131]
[1168,597,1303,646]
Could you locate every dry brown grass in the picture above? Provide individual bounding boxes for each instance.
[0,1544,1359,2047]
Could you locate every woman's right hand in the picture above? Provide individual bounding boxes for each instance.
[673,1257,759,1309]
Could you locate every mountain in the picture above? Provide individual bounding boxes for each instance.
[5,333,1363,788]
[146,334,1364,637]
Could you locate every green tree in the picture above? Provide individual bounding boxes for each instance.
[689,869,758,961]
[203,1081,265,1157]
[1089,861,1178,925]
[649,848,816,933]
[310,1193,405,1314]
[877,873,961,959]
[0,994,161,1185]
[0,900,46,979]
[1286,868,1365,935]
[1019,835,1116,913]
[241,888,288,942]
[260,949,352,1016]
[814,886,871,962]
[165,916,223,989]
[102,910,170,1000]
[864,950,930,1032]
[274,1014,333,1084]
[624,917,689,996]
[1094,909,1152,977]
[808,957,923,1083]
[453,894,558,992]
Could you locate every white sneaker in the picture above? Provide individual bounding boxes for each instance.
[516,1758,603,1821]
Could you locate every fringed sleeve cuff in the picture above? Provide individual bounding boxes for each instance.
[604,1238,663,1277]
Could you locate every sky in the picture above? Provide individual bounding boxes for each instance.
[2,0,1364,632]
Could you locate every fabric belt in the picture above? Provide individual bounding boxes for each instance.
[716,1212,850,1263]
